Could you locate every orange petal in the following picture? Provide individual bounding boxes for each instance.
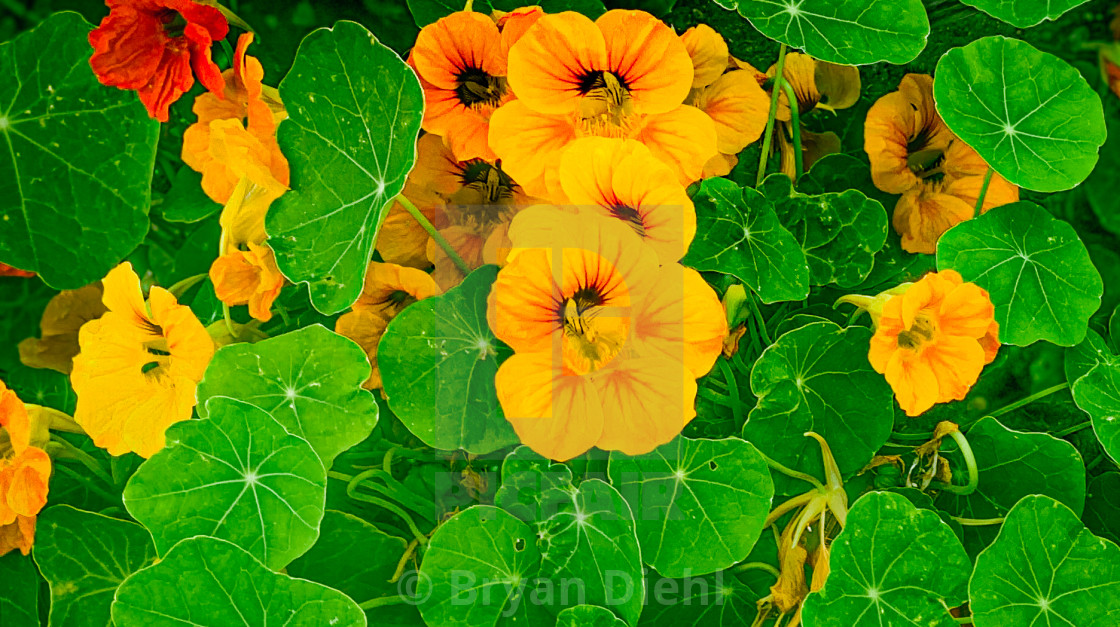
[692,69,770,154]
[925,335,986,403]
[506,12,607,115]
[865,74,954,195]
[427,226,487,291]
[412,12,505,90]
[680,24,729,89]
[592,352,698,455]
[938,282,996,339]
[489,100,577,199]
[631,264,727,378]
[3,447,51,518]
[0,515,35,557]
[596,9,694,115]
[893,185,975,255]
[0,381,30,455]
[634,105,719,185]
[335,309,391,389]
[884,350,940,417]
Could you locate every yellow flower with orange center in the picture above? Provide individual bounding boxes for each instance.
[857,270,1000,416]
[209,178,287,322]
[70,263,216,458]
[19,283,107,374]
[335,262,443,390]
[865,75,1019,254]
[0,380,51,556]
[490,10,718,197]
[488,207,726,460]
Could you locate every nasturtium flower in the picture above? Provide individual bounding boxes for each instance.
[0,263,34,278]
[488,207,725,460]
[0,380,52,557]
[210,241,285,322]
[70,263,215,458]
[688,70,771,174]
[859,270,1000,417]
[335,262,442,390]
[768,53,861,123]
[377,135,458,269]
[18,283,107,374]
[680,24,729,89]
[1101,43,1120,99]
[182,33,289,206]
[557,137,696,264]
[491,10,718,196]
[89,0,229,122]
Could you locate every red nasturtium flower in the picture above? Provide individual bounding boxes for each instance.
[845,270,1000,416]
[0,380,52,557]
[487,207,726,460]
[70,263,215,458]
[89,0,229,122]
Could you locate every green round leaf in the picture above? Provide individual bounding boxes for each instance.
[197,324,379,466]
[495,445,575,524]
[1072,361,1120,465]
[112,536,366,626]
[1085,473,1120,546]
[557,605,627,627]
[123,397,327,570]
[0,553,40,627]
[5,364,75,413]
[0,12,157,289]
[761,174,888,288]
[380,266,518,454]
[959,0,1091,28]
[933,36,1106,192]
[288,510,421,625]
[970,495,1120,627]
[682,177,810,304]
[608,436,774,578]
[733,0,929,65]
[802,491,971,626]
[933,417,1085,555]
[1065,329,1117,386]
[268,21,425,315]
[32,505,157,627]
[742,321,894,494]
[937,202,1103,347]
[417,505,542,627]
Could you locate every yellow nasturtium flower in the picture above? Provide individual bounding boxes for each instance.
[70,263,215,458]
[0,380,51,557]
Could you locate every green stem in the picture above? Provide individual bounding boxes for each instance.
[1053,421,1093,439]
[732,561,781,579]
[359,595,410,610]
[747,291,773,346]
[330,471,430,543]
[930,429,979,496]
[395,194,471,276]
[167,273,207,299]
[717,359,744,426]
[756,43,789,187]
[348,468,434,522]
[111,455,131,490]
[973,168,994,219]
[50,435,115,488]
[951,515,1005,526]
[987,382,1069,419]
[697,386,735,407]
[778,80,803,181]
[54,465,119,504]
[759,451,824,490]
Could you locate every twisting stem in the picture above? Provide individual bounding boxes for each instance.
[717,359,744,425]
[930,430,979,496]
[394,194,471,276]
[330,471,430,543]
[778,80,803,181]
[756,43,789,187]
[733,561,781,579]
[748,290,773,346]
[974,167,994,218]
[987,382,1069,419]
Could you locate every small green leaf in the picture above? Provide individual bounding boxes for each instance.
[934,417,1085,555]
[933,36,1106,192]
[557,605,627,627]
[969,495,1120,627]
[742,321,894,494]
[959,0,1091,28]
[5,364,75,413]
[32,505,157,627]
[0,12,158,289]
[287,510,421,625]
[732,0,929,65]
[197,324,379,466]
[0,553,40,627]
[380,266,518,454]
[1072,361,1120,465]
[681,177,809,304]
[160,166,222,223]
[761,174,888,288]
[495,445,575,524]
[802,492,971,626]
[417,506,543,627]
[608,436,774,577]
[1065,329,1117,386]
[269,21,425,314]
[123,397,327,570]
[1085,473,1120,546]
[937,202,1103,347]
[112,536,366,626]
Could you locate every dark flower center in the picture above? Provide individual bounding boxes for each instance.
[456,68,507,108]
[607,205,646,237]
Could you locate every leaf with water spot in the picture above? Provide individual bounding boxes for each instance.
[32,505,157,627]
[268,21,425,315]
[801,491,971,626]
[196,324,379,467]
[1072,361,1120,466]
[933,36,1106,192]
[0,12,158,289]
[681,177,809,304]
[123,397,327,570]
[937,202,1102,347]
[608,436,773,578]
[732,0,930,65]
[379,265,518,454]
[969,495,1120,627]
[959,0,1091,28]
[112,536,366,626]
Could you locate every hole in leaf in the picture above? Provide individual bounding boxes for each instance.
[514,538,526,552]
[709,461,718,471]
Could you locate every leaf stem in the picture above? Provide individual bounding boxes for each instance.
[394,194,471,277]
[756,43,789,187]
[358,595,411,610]
[167,273,207,299]
[930,429,979,496]
[778,81,803,181]
[717,359,744,425]
[747,290,773,346]
[758,451,824,490]
[732,561,781,579]
[50,435,115,489]
[54,464,119,505]
[987,382,1069,419]
[951,515,1005,526]
[973,167,994,219]
[330,470,430,543]
[1052,421,1093,439]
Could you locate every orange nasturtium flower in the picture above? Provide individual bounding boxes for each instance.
[0,381,52,556]
[865,74,1018,254]
[335,262,442,390]
[488,207,726,460]
[847,270,1000,417]
[0,263,35,278]
[19,283,108,374]
[89,0,229,122]
[208,179,287,322]
[491,10,718,197]
[70,263,215,458]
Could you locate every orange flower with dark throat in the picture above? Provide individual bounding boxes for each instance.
[89,0,229,122]
[0,380,52,557]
